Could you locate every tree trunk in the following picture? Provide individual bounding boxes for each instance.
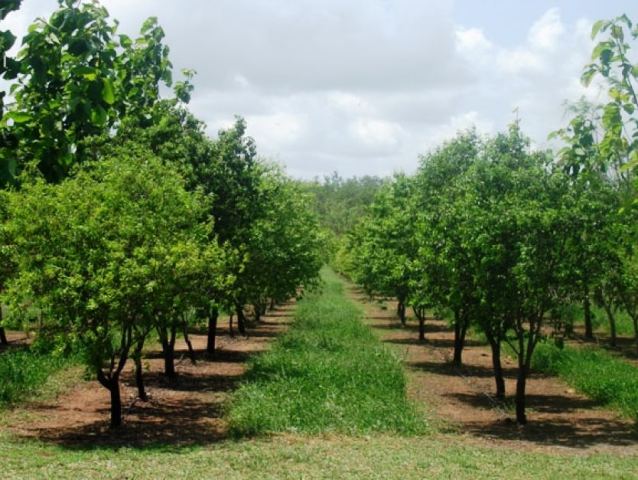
[583,291,594,340]
[109,375,122,428]
[97,371,123,428]
[515,364,528,425]
[254,303,261,323]
[133,341,148,401]
[601,300,617,347]
[269,298,276,311]
[236,304,247,336]
[183,322,197,365]
[206,307,219,356]
[134,355,147,402]
[229,314,235,338]
[418,317,426,342]
[397,300,406,326]
[0,307,7,345]
[488,337,505,399]
[160,325,177,378]
[452,310,467,367]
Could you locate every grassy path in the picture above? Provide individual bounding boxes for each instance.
[228,267,425,435]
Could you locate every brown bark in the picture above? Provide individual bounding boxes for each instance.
[206,307,219,356]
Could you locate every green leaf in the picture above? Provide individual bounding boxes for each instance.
[90,105,107,126]
[101,78,115,105]
[591,20,606,39]
[5,111,32,123]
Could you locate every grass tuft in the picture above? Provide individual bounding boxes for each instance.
[0,348,75,408]
[228,268,426,436]
[532,341,638,420]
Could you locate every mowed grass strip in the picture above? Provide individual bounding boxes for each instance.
[228,268,426,436]
[532,341,638,420]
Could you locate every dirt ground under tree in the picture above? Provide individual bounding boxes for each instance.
[2,303,295,448]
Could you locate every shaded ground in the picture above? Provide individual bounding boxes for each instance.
[345,284,638,454]
[2,303,294,449]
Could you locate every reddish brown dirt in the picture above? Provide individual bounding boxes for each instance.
[346,284,638,454]
[3,303,294,448]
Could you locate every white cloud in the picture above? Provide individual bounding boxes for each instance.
[0,2,616,178]
[528,8,565,51]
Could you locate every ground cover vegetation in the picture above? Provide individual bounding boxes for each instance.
[337,15,638,425]
[228,268,425,436]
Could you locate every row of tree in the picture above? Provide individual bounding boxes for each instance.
[0,0,324,427]
[337,15,638,425]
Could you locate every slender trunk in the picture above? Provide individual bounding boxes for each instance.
[236,304,247,336]
[488,337,505,399]
[419,317,426,342]
[206,307,219,356]
[133,341,148,401]
[183,322,196,365]
[261,303,267,316]
[269,298,276,311]
[583,291,594,340]
[515,363,528,425]
[109,375,122,428]
[134,356,147,402]
[452,309,467,367]
[229,314,235,338]
[0,307,7,345]
[397,299,406,326]
[254,304,261,323]
[601,301,617,347]
[97,371,123,428]
[159,325,177,378]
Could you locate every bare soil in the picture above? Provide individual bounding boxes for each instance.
[3,303,295,448]
[346,284,638,454]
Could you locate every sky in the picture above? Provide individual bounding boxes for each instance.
[3,0,635,179]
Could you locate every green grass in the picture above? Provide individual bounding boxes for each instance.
[2,432,638,479]
[0,347,76,408]
[227,268,426,436]
[532,341,638,420]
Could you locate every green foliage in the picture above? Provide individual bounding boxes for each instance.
[0,348,73,407]
[302,172,386,237]
[532,342,638,420]
[346,174,416,304]
[228,268,426,436]
[3,151,225,381]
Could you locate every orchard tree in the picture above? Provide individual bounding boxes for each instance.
[242,166,323,318]
[413,130,480,365]
[3,151,225,427]
[348,175,418,328]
